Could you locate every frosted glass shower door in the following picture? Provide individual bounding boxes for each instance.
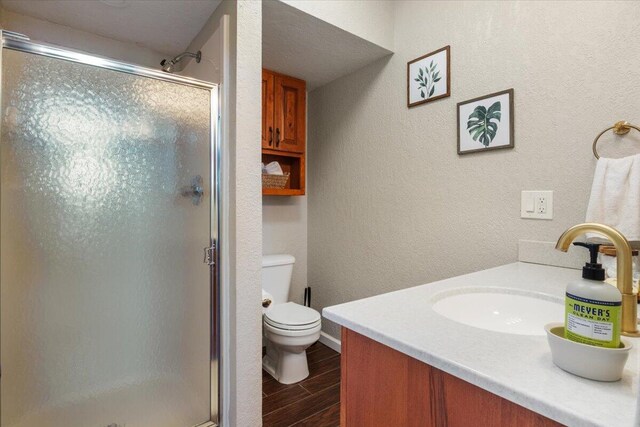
[1,47,215,427]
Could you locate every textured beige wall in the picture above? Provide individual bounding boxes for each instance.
[230,1,263,424]
[280,0,395,51]
[181,23,222,83]
[263,196,308,304]
[1,9,167,68]
[308,1,640,340]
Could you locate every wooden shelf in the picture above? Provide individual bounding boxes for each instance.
[262,187,305,196]
[262,149,305,196]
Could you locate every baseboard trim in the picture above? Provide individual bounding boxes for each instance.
[319,331,341,353]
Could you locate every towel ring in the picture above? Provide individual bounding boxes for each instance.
[592,121,640,159]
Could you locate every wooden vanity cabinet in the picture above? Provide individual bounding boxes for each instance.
[341,328,562,427]
[262,69,306,195]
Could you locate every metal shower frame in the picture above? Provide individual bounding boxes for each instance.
[0,30,222,427]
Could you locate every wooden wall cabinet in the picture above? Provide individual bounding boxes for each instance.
[262,69,306,196]
[262,70,275,150]
[341,328,562,427]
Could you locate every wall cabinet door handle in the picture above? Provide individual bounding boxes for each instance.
[268,126,273,146]
[276,128,280,147]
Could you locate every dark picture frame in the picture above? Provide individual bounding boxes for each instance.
[407,45,451,108]
[457,89,515,155]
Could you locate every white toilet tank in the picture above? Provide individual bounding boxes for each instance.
[262,254,295,305]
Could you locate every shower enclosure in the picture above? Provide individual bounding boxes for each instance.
[0,32,221,427]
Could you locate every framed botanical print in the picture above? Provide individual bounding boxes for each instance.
[407,45,450,108]
[457,89,514,155]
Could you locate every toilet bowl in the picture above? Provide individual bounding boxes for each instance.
[261,254,321,384]
[263,302,321,384]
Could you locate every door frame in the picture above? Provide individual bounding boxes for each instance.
[0,30,222,427]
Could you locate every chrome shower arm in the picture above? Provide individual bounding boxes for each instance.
[160,50,202,72]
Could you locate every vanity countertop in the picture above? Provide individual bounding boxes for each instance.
[323,262,640,427]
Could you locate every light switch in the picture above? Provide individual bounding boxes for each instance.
[521,191,553,220]
[524,196,535,213]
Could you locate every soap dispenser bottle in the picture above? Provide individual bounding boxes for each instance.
[565,242,622,348]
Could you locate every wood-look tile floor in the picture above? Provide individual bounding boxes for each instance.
[262,342,340,427]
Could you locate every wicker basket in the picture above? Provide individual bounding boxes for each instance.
[262,173,290,190]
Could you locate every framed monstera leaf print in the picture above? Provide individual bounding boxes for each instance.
[407,46,450,107]
[457,89,514,155]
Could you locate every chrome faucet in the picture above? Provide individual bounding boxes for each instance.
[556,223,640,337]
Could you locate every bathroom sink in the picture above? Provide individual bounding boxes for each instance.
[431,287,563,336]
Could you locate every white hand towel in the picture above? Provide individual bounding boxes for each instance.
[585,154,640,242]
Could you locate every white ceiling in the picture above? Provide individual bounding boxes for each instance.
[1,0,222,55]
[263,1,392,91]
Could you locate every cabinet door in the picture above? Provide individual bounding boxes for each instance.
[341,328,563,427]
[262,70,275,149]
[274,75,306,153]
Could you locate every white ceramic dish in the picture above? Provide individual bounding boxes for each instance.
[545,322,632,382]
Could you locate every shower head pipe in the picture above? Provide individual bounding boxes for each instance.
[160,50,202,73]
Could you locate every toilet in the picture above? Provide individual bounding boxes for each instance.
[262,254,321,384]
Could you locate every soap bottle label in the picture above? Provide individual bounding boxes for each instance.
[565,293,621,348]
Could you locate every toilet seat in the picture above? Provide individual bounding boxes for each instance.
[264,320,322,337]
[264,302,321,331]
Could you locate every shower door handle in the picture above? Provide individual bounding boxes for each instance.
[181,175,204,205]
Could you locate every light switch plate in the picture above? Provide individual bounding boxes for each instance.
[521,191,553,220]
